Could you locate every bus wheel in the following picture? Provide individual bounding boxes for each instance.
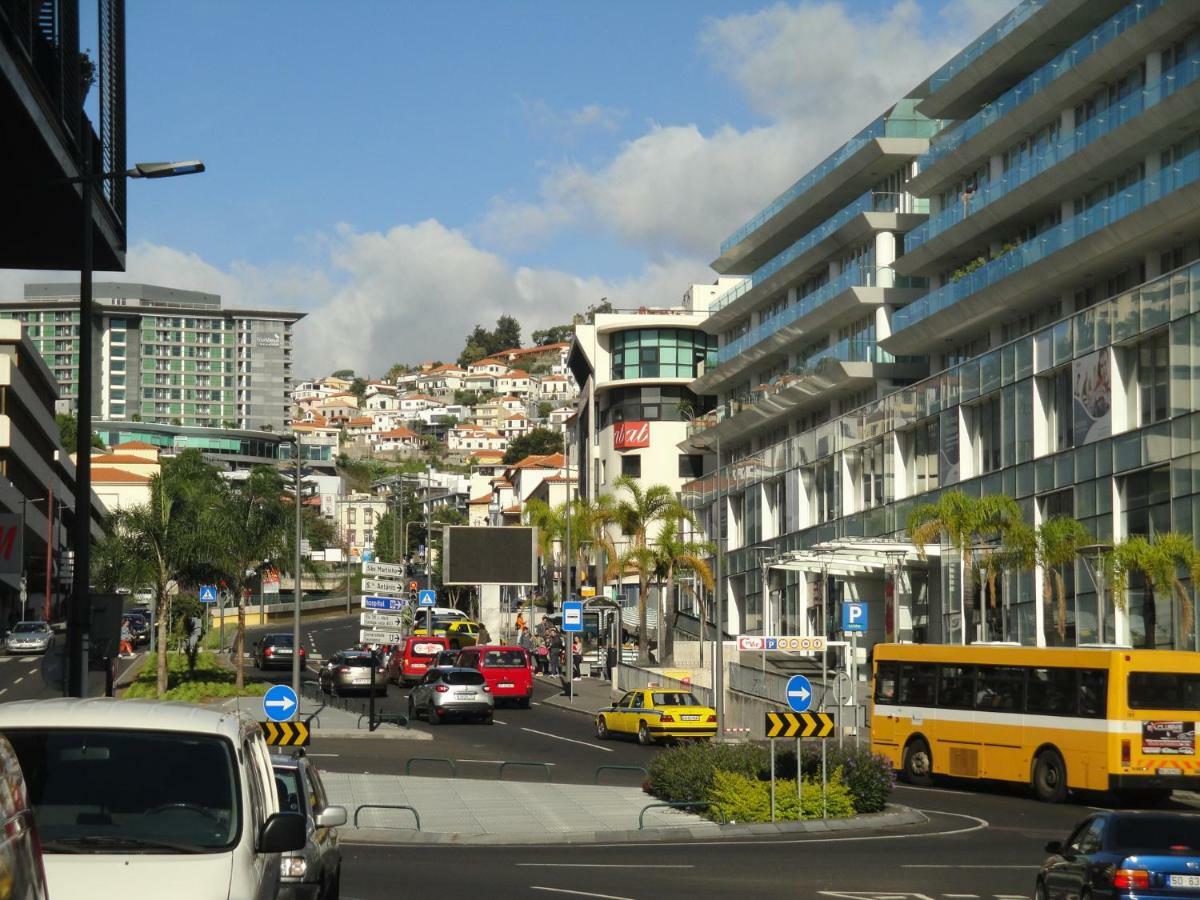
[1033,749,1068,803]
[902,738,933,786]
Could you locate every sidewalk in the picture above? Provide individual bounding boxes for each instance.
[537,673,617,717]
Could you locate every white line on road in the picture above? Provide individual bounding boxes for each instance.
[520,727,613,752]
[943,894,979,897]
[306,753,339,758]
[454,759,557,766]
[530,887,635,900]
[519,864,693,869]
[0,689,6,696]
[902,866,1038,870]
[27,668,37,675]
[12,677,22,685]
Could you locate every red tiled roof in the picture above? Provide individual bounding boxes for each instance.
[92,467,152,484]
[90,453,159,466]
[114,440,157,450]
[468,493,494,505]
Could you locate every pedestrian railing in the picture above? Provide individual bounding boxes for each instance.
[353,804,421,831]
[593,765,648,785]
[405,757,457,777]
[498,760,553,782]
[359,711,408,730]
[638,801,726,829]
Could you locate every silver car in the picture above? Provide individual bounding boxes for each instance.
[408,666,494,724]
[4,621,52,654]
[319,650,387,696]
[271,750,345,900]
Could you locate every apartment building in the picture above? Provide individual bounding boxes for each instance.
[0,282,304,431]
[683,0,1200,653]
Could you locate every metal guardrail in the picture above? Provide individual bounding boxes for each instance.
[638,801,726,829]
[353,804,421,831]
[498,761,552,782]
[594,765,649,785]
[358,712,408,730]
[405,757,457,777]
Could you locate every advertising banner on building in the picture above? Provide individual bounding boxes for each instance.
[613,420,650,450]
[1073,349,1111,445]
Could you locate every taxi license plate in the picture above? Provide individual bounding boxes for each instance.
[499,683,513,688]
[1169,875,1200,887]
[353,678,371,684]
[681,715,700,721]
[1160,767,1183,776]
[276,649,292,654]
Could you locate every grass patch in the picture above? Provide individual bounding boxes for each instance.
[122,651,268,703]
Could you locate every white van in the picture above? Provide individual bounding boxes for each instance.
[0,698,305,900]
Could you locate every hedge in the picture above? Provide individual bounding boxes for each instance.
[708,767,856,823]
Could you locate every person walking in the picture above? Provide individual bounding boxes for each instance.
[549,628,563,676]
[517,625,533,652]
[572,635,583,681]
[477,622,492,646]
[119,618,134,658]
[515,610,526,633]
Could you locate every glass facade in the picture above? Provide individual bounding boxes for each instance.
[610,329,717,381]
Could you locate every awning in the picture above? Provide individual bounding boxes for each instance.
[768,538,939,578]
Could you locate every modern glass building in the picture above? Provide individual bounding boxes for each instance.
[683,0,1200,653]
[0,282,304,432]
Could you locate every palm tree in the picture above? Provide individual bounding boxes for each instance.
[523,494,617,605]
[1106,532,1200,649]
[652,519,714,665]
[908,490,1021,640]
[610,477,691,660]
[207,467,292,689]
[1006,516,1093,644]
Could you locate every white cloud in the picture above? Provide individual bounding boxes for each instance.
[519,98,628,143]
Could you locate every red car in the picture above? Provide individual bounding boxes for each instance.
[455,645,533,707]
[389,635,450,686]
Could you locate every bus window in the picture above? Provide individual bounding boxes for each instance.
[938,665,975,709]
[875,662,898,703]
[1127,672,1200,710]
[975,666,1023,711]
[1027,667,1076,715]
[898,663,936,706]
[1078,669,1107,718]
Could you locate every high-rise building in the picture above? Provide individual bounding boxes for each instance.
[0,282,303,432]
[684,0,1200,652]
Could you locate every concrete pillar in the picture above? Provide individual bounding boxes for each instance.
[479,584,502,643]
[989,154,1003,185]
[874,231,897,287]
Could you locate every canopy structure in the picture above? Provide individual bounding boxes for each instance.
[767,538,939,578]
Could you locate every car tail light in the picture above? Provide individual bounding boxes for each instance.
[1121,739,1130,766]
[264,647,273,656]
[660,714,675,723]
[482,685,491,693]
[707,714,718,723]
[299,647,305,656]
[1113,869,1150,890]
[435,684,449,693]
[335,665,349,674]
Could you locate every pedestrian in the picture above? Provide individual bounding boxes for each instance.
[572,635,583,681]
[549,629,563,676]
[516,610,526,632]
[534,640,549,675]
[517,625,532,652]
[119,618,133,658]
[537,616,548,639]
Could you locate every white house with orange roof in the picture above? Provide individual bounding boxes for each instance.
[91,441,161,512]
[496,369,533,396]
[462,370,497,395]
[364,392,399,412]
[343,416,374,438]
[370,426,422,452]
[537,374,573,400]
[500,412,529,439]
[448,423,506,453]
[467,358,508,377]
[398,393,445,416]
[416,364,467,396]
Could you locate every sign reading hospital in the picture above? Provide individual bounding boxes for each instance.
[737,635,826,653]
[612,420,650,450]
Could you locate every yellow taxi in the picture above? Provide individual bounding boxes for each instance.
[595,689,718,744]
[443,620,482,649]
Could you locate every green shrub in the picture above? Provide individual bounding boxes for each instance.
[774,744,895,814]
[708,767,856,823]
[123,651,267,702]
[647,741,768,802]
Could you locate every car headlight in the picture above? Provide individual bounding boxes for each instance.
[280,856,307,878]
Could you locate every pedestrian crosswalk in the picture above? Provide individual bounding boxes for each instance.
[0,656,43,664]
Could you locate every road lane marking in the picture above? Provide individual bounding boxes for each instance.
[530,888,635,900]
[12,678,22,685]
[902,866,1037,870]
[943,894,978,897]
[520,727,613,752]
[454,759,557,766]
[0,689,7,696]
[493,719,509,725]
[306,753,339,757]
[27,667,38,674]
[519,864,693,869]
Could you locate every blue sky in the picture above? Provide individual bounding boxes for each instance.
[12,0,1016,375]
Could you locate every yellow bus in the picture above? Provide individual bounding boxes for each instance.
[871,643,1200,803]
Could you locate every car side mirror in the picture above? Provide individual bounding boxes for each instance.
[315,805,347,828]
[1044,840,1063,854]
[258,812,306,853]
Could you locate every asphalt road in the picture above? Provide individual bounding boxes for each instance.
[0,637,141,702]
[244,614,660,785]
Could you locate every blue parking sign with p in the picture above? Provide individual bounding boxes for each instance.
[842,601,867,633]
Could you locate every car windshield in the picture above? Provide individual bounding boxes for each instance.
[445,670,486,685]
[344,655,379,668]
[7,728,239,853]
[653,692,702,707]
[1113,817,1200,852]
[13,623,46,634]
[483,650,526,668]
[268,635,294,647]
[1129,673,1200,710]
[272,767,303,815]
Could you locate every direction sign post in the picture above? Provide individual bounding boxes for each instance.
[359,629,403,645]
[361,578,405,597]
[785,674,813,713]
[561,600,583,632]
[263,684,299,723]
[361,595,406,611]
[360,612,405,629]
[841,603,867,751]
[362,561,405,580]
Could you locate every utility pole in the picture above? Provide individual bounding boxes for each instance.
[425,465,433,636]
[291,442,303,708]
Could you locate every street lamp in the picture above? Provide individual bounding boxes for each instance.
[279,437,304,709]
[65,144,204,698]
[690,432,724,737]
[1078,542,1114,644]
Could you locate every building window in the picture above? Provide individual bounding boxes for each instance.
[810,459,839,525]
[347,509,357,524]
[903,417,939,498]
[678,454,704,479]
[1134,331,1169,427]
[610,329,718,380]
[970,396,1002,474]
[859,439,888,509]
[1041,367,1073,453]
[620,454,641,478]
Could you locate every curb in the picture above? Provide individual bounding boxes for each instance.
[539,694,604,718]
[312,728,432,741]
[340,803,927,846]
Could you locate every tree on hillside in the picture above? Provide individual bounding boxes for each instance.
[502,427,563,464]
[349,377,368,399]
[573,298,613,325]
[458,316,524,366]
[531,324,574,346]
[385,362,413,382]
[56,412,105,451]
[331,369,355,379]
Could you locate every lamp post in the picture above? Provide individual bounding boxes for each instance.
[280,438,304,709]
[64,146,204,697]
[691,432,724,737]
[1078,542,1114,644]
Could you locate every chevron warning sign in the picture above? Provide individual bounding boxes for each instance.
[765,711,835,739]
[260,720,311,747]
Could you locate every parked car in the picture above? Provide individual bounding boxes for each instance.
[454,645,534,708]
[408,667,494,724]
[595,689,718,745]
[255,633,306,671]
[388,636,450,686]
[320,650,386,696]
[3,622,53,655]
[123,611,150,647]
[0,698,305,899]
[270,750,345,900]
[1037,811,1200,899]
[0,731,48,899]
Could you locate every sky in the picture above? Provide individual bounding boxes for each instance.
[2,0,1017,378]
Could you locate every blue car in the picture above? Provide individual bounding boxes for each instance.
[1038,812,1200,899]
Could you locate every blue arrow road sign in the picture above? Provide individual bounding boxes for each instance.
[362,595,406,611]
[198,585,218,604]
[263,684,298,722]
[785,674,813,713]
[562,600,583,632]
[842,601,868,633]
[417,589,437,608]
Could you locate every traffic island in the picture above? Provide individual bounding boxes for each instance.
[207,697,433,741]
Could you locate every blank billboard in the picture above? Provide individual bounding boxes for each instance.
[442,526,537,585]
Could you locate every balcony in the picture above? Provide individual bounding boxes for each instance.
[886,143,1200,353]
[907,46,1200,259]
